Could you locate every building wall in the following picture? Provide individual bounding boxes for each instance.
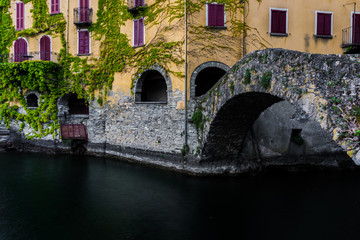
[246,0,354,54]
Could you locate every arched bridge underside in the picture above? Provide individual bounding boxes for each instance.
[194,48,360,171]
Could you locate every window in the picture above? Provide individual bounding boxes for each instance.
[207,3,225,27]
[315,11,332,37]
[26,94,39,108]
[270,8,287,35]
[79,0,90,22]
[78,30,90,55]
[14,38,27,62]
[133,18,144,47]
[40,36,51,61]
[134,0,144,7]
[50,0,60,14]
[16,2,25,31]
[68,94,89,115]
[195,67,226,97]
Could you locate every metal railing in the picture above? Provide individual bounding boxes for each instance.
[342,26,360,47]
[74,8,93,26]
[0,52,59,63]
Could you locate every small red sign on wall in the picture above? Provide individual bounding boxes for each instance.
[60,124,88,140]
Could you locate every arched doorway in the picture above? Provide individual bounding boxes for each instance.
[14,38,28,62]
[40,36,51,61]
[135,70,168,103]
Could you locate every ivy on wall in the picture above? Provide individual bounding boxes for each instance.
[0,0,262,138]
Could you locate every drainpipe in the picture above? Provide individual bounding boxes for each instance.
[184,0,188,148]
[242,0,246,57]
[66,0,70,54]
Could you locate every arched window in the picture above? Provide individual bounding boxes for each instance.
[68,94,89,115]
[136,70,167,103]
[26,94,38,108]
[195,67,226,97]
[40,36,51,61]
[14,38,27,62]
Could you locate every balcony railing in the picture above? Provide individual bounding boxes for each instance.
[342,26,360,48]
[0,52,59,63]
[74,8,93,26]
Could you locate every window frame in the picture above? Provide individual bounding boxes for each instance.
[269,7,288,36]
[50,0,61,15]
[77,29,91,56]
[206,2,226,27]
[15,1,25,31]
[314,11,333,38]
[133,17,145,47]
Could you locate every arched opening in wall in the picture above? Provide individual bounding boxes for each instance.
[68,94,89,115]
[137,70,167,103]
[201,93,352,171]
[195,67,226,97]
[26,94,38,108]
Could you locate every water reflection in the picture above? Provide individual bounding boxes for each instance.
[0,152,360,240]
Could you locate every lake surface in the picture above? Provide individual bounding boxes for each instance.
[0,152,360,240]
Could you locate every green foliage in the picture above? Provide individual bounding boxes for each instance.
[0,1,16,57]
[192,109,205,132]
[260,71,272,89]
[243,68,251,85]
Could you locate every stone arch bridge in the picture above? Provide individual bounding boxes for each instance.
[190,48,360,172]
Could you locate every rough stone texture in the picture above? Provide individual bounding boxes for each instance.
[190,48,360,173]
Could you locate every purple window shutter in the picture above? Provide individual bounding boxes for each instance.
[20,3,24,30]
[139,18,144,45]
[134,20,139,46]
[271,10,286,34]
[15,39,27,62]
[16,2,24,30]
[84,31,89,54]
[51,0,54,13]
[317,13,325,35]
[135,0,139,7]
[79,31,89,54]
[324,14,331,36]
[208,4,216,26]
[216,4,224,26]
[55,0,59,13]
[40,36,51,60]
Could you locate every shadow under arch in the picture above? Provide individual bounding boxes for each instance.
[134,66,172,103]
[201,92,283,168]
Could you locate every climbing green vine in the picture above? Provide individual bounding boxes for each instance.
[0,0,263,138]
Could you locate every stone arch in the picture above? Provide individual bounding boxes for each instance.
[193,48,360,171]
[25,91,40,108]
[57,93,89,118]
[190,61,230,98]
[134,65,172,103]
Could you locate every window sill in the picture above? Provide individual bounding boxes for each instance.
[77,53,91,56]
[270,32,288,37]
[68,114,89,119]
[313,34,333,39]
[205,26,227,29]
[135,101,167,104]
[50,12,61,16]
[133,44,145,48]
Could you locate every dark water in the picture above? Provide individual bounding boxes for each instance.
[0,153,360,240]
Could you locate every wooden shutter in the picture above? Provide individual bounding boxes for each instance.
[134,19,139,46]
[208,4,216,26]
[15,39,27,62]
[216,4,224,26]
[79,31,89,54]
[51,0,59,14]
[16,2,24,30]
[271,10,286,34]
[139,18,144,45]
[317,13,331,36]
[40,36,51,61]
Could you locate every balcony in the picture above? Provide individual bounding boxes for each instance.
[0,52,59,63]
[342,26,360,53]
[74,8,93,26]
